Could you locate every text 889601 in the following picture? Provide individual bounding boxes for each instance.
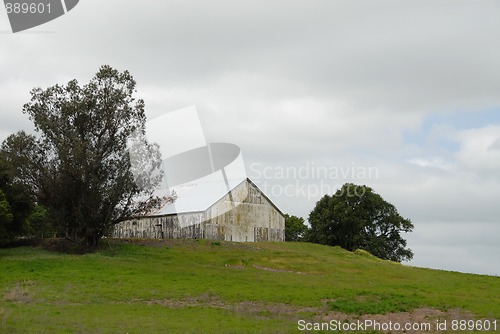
[5,2,51,14]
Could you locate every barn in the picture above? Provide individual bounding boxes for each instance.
[112,178,285,242]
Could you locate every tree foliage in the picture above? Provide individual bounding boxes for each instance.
[0,152,34,243]
[308,183,414,262]
[24,205,54,239]
[0,189,14,243]
[1,66,162,250]
[284,214,308,242]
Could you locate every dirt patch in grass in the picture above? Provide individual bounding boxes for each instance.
[0,307,12,330]
[4,281,36,303]
[128,293,319,321]
[224,264,246,269]
[228,301,319,321]
[319,307,479,333]
[132,294,484,332]
[146,293,227,309]
[252,264,312,275]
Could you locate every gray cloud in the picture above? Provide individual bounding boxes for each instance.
[406,222,500,276]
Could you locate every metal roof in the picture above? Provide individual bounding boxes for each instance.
[144,176,284,218]
[149,173,247,215]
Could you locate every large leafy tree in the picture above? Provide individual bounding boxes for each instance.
[1,66,162,250]
[0,152,34,243]
[284,214,308,242]
[308,183,414,262]
[0,189,14,244]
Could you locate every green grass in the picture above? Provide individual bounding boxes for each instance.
[0,239,498,333]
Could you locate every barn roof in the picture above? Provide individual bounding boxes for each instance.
[146,176,283,217]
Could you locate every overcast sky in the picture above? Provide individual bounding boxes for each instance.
[1,0,499,275]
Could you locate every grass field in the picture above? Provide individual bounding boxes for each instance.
[0,239,498,333]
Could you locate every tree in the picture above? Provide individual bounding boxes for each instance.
[0,189,14,244]
[0,151,34,243]
[1,66,163,251]
[24,205,54,239]
[284,214,308,241]
[308,183,414,262]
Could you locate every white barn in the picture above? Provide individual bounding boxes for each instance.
[112,178,285,242]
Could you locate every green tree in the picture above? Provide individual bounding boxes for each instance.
[0,152,34,243]
[24,205,54,239]
[308,183,413,262]
[1,66,163,251]
[0,189,14,244]
[284,214,308,241]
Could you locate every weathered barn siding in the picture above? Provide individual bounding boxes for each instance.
[112,212,204,239]
[111,179,285,242]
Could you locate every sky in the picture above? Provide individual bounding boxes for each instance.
[1,0,499,275]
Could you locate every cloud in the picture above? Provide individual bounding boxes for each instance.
[456,126,500,177]
[489,138,500,152]
[376,159,500,222]
[407,157,454,171]
[5,0,500,105]
[406,221,500,275]
[138,72,422,164]
[0,80,37,139]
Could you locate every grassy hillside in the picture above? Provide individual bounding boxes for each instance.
[0,239,498,333]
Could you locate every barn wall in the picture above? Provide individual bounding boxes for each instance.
[203,180,284,242]
[111,179,285,242]
[112,213,204,239]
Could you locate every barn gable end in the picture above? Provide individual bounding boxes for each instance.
[112,178,285,242]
